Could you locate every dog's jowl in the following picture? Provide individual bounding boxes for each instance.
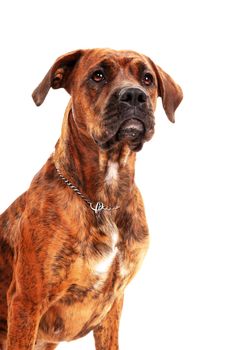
[0,49,183,350]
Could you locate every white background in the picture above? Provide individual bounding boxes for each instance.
[0,0,233,349]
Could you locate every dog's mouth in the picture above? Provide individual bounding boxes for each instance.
[95,116,153,152]
[117,118,145,141]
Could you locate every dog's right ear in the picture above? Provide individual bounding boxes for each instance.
[32,49,84,106]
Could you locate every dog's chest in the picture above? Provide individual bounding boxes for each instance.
[38,220,140,342]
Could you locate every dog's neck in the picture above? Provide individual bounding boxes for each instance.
[53,101,136,208]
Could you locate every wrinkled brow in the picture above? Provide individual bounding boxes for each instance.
[92,58,119,71]
[128,60,149,76]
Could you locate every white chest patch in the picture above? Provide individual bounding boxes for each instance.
[95,229,119,274]
[105,161,119,184]
[119,264,130,278]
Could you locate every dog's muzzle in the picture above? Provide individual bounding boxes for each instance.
[117,87,146,140]
[96,86,155,151]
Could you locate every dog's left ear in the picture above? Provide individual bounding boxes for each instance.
[32,49,84,106]
[148,59,183,123]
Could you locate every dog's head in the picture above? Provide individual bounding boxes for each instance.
[32,49,183,151]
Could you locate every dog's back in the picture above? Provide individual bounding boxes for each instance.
[0,193,27,344]
[0,192,27,245]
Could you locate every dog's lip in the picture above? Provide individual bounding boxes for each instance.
[119,118,144,132]
[117,118,145,140]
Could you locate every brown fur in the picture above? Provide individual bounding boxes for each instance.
[0,48,183,350]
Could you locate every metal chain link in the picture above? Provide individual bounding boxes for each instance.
[55,167,120,214]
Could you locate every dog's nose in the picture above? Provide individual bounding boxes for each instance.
[119,88,147,106]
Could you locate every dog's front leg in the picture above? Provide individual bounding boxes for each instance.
[7,293,41,350]
[6,230,45,350]
[93,296,124,350]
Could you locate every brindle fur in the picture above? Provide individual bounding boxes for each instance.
[0,48,182,350]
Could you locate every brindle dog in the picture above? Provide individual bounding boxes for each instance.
[0,49,183,350]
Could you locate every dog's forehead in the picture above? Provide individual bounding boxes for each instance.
[80,49,149,70]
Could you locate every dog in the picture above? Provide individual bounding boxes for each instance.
[0,48,183,350]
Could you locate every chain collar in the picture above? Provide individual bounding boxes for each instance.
[55,167,120,215]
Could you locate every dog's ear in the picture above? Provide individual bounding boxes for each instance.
[32,49,84,106]
[148,59,183,123]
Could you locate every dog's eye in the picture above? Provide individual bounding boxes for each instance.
[92,70,105,83]
[143,73,154,86]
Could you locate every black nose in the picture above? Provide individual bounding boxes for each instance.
[119,87,147,107]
